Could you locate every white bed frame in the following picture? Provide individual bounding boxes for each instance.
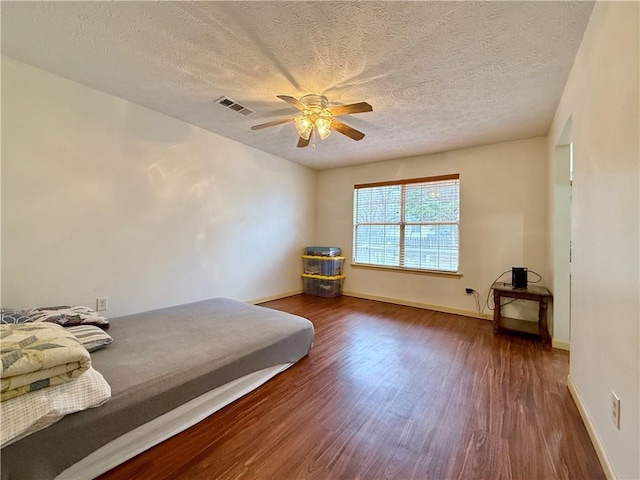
[57,363,292,479]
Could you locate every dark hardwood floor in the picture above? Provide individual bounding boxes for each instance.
[99,294,604,480]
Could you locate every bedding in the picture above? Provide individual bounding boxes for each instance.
[24,305,109,328]
[1,367,111,447]
[0,309,32,324]
[1,298,314,479]
[0,323,91,401]
[66,325,113,352]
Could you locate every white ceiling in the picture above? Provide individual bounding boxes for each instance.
[2,1,593,170]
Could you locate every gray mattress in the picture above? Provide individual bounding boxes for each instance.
[1,298,314,479]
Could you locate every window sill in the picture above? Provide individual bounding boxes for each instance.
[350,263,463,278]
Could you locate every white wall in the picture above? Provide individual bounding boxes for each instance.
[1,57,316,318]
[317,137,549,318]
[547,2,639,478]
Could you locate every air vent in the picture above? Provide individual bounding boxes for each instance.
[215,96,254,116]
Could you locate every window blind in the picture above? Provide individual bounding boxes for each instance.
[353,174,460,272]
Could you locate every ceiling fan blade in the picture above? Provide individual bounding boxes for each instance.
[328,102,373,117]
[297,135,310,148]
[277,95,305,111]
[250,117,294,130]
[331,119,365,141]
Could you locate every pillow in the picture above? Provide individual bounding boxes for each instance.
[0,308,32,324]
[66,325,113,353]
[0,367,111,447]
[24,305,109,328]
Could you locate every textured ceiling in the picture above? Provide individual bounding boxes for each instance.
[1,1,594,170]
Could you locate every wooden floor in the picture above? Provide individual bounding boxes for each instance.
[100,295,604,480]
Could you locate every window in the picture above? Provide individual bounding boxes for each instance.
[352,174,460,273]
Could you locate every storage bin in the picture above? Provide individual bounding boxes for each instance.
[303,246,342,257]
[302,274,345,298]
[302,255,345,276]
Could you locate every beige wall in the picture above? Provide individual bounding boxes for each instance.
[1,57,316,317]
[547,2,639,478]
[317,137,549,318]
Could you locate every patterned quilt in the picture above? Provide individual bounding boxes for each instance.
[0,323,90,401]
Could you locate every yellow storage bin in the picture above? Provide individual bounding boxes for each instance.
[301,273,345,298]
[302,255,345,276]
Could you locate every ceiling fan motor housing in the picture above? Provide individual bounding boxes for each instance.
[300,94,329,111]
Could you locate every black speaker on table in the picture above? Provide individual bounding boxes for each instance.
[512,267,528,289]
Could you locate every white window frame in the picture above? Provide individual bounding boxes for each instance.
[352,174,460,274]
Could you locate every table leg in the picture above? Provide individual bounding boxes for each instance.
[539,297,550,344]
[493,290,500,332]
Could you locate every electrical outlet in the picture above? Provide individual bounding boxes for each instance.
[96,297,108,311]
[465,288,475,295]
[611,392,620,429]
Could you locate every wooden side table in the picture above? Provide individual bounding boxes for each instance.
[491,282,552,344]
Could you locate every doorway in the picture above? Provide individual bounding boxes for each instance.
[552,119,573,349]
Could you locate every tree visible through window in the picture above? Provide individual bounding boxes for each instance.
[352,174,460,272]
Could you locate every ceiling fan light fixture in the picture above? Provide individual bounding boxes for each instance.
[295,115,313,139]
[315,116,332,139]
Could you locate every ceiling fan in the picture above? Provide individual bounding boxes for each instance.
[251,94,373,148]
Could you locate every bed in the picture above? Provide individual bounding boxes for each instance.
[0,298,314,479]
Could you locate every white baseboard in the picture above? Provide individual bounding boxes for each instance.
[248,290,303,305]
[342,291,492,320]
[567,375,616,480]
[552,339,571,351]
